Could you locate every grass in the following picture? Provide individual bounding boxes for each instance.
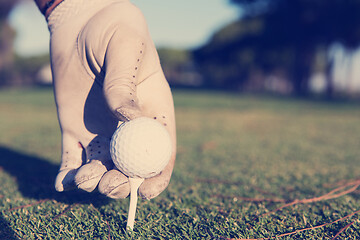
[0,87,359,239]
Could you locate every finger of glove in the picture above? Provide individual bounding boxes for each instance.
[55,168,78,192]
[98,169,130,199]
[55,135,84,192]
[74,160,113,192]
[138,151,175,200]
[74,136,114,192]
[103,30,146,122]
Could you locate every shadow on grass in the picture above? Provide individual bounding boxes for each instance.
[0,146,114,240]
[0,145,110,205]
[0,215,19,240]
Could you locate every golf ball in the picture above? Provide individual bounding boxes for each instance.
[110,117,172,178]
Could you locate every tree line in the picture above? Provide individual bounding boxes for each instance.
[193,0,360,97]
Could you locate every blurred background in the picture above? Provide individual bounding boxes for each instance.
[2,0,360,99]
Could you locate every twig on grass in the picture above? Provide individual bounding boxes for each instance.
[260,180,360,218]
[213,194,286,203]
[218,178,360,240]
[226,209,360,240]
[7,199,50,212]
[52,204,78,221]
[107,219,111,240]
[323,177,360,188]
[212,179,360,206]
[331,220,357,240]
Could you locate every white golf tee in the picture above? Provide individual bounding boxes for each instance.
[126,177,145,231]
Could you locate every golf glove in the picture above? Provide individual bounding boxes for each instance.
[48,0,176,199]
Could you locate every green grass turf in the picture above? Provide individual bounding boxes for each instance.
[0,87,359,239]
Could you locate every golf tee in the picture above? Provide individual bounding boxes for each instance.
[126,177,145,231]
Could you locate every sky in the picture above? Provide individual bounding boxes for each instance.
[8,0,240,57]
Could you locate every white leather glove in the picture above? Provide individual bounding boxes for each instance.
[48,0,176,200]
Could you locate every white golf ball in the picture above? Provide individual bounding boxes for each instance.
[110,117,172,178]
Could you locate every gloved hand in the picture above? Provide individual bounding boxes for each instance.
[46,0,176,200]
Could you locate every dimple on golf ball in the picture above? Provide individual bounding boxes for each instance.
[110,117,172,178]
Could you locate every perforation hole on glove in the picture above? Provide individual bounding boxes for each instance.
[152,115,169,127]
